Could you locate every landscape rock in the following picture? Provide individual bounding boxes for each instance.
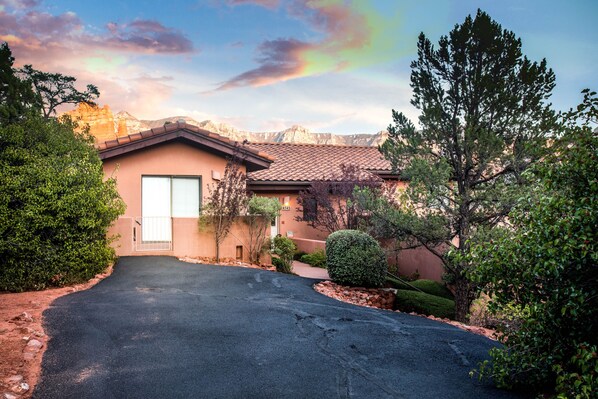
[25,339,43,351]
[3,392,18,399]
[4,375,23,385]
[11,382,29,394]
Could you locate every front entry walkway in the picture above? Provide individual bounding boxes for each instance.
[292,260,330,279]
[34,257,522,399]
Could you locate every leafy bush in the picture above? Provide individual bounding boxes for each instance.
[245,195,281,263]
[326,230,387,287]
[469,92,598,395]
[394,290,455,319]
[553,344,597,398]
[271,235,296,274]
[300,249,327,268]
[271,257,287,273]
[293,251,307,261]
[0,116,125,291]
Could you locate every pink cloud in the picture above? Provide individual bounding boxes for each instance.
[101,20,193,54]
[0,2,194,58]
[216,0,372,91]
[216,38,312,90]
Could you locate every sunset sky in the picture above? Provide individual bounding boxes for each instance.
[1,0,596,134]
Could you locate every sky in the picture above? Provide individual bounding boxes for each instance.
[1,0,596,134]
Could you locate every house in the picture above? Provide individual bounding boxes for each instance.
[99,122,272,260]
[98,123,444,280]
[246,143,444,281]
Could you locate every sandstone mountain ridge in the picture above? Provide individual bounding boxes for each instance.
[64,103,388,146]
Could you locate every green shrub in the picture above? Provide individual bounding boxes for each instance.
[326,230,387,287]
[0,116,125,292]
[293,251,307,261]
[386,276,413,290]
[271,236,296,274]
[394,290,456,319]
[300,249,327,268]
[410,280,454,299]
[271,257,287,273]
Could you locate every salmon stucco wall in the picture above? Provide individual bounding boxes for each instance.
[103,141,252,260]
[254,192,328,241]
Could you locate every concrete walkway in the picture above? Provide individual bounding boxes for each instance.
[292,260,330,279]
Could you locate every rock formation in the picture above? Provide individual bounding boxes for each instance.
[63,103,118,143]
[63,105,388,146]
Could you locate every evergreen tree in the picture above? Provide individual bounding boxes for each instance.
[378,10,557,321]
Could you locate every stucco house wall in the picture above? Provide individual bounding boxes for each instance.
[99,123,272,261]
[103,141,253,260]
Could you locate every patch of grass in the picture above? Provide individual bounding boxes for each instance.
[300,249,327,268]
[394,290,456,319]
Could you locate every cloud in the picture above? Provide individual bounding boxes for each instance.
[0,2,194,57]
[101,20,193,54]
[216,38,312,90]
[215,0,400,91]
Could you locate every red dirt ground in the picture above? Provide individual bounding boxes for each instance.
[0,266,113,399]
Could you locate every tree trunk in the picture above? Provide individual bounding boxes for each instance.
[215,241,220,263]
[454,277,475,322]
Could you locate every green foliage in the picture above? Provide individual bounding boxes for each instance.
[245,195,281,263]
[293,250,307,261]
[19,64,99,119]
[373,10,557,321]
[300,249,327,268]
[0,115,125,291]
[553,344,597,399]
[0,42,39,124]
[386,277,454,299]
[394,290,455,319]
[271,235,296,274]
[469,91,598,395]
[409,280,454,300]
[326,230,387,287]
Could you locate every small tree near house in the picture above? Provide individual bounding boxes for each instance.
[296,164,383,233]
[245,195,281,263]
[199,145,248,262]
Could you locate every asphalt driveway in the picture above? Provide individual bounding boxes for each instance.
[34,256,522,399]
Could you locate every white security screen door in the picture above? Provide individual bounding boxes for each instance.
[141,176,172,242]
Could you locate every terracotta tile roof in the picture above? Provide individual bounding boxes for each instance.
[97,122,274,170]
[246,142,392,182]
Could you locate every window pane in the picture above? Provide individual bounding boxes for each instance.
[141,176,172,242]
[172,177,200,217]
[303,198,317,221]
[142,177,171,217]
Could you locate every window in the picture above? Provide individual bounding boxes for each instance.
[172,177,200,217]
[142,176,201,218]
[303,198,317,221]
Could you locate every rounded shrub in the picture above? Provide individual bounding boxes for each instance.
[326,230,387,287]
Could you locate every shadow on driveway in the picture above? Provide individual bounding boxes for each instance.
[34,256,524,399]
